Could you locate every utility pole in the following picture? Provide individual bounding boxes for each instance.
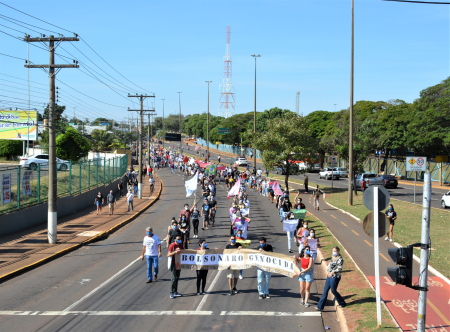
[177,92,182,153]
[417,172,431,331]
[128,94,155,199]
[161,99,165,149]
[147,113,150,167]
[348,0,354,206]
[24,34,79,244]
[205,81,212,161]
[251,54,260,170]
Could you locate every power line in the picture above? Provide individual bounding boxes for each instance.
[0,1,75,34]
[0,13,57,34]
[0,52,26,61]
[0,73,47,86]
[382,0,450,3]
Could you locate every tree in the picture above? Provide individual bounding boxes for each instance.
[55,127,90,161]
[245,113,318,189]
[90,129,112,152]
[0,140,23,159]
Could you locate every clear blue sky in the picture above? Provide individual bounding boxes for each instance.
[1,0,448,124]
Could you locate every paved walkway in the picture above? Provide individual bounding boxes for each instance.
[0,173,162,282]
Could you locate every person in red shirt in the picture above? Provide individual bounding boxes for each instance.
[294,245,314,307]
[167,234,184,299]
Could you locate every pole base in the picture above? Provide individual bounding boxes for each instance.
[48,211,57,244]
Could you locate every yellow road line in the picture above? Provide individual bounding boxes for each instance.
[341,222,347,227]
[427,298,450,325]
[351,230,359,236]
[330,215,337,219]
[364,240,373,247]
[379,253,390,262]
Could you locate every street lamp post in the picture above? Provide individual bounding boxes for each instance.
[205,81,212,161]
[161,98,165,149]
[251,54,260,170]
[177,92,182,153]
[348,0,354,206]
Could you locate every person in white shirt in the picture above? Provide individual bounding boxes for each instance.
[126,190,135,212]
[257,169,262,177]
[141,227,161,283]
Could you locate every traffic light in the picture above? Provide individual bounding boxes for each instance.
[387,246,413,287]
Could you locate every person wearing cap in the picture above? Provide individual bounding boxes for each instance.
[141,227,161,283]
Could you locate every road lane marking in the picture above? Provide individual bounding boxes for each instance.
[341,222,347,227]
[220,311,321,317]
[379,253,390,262]
[330,215,337,219]
[364,240,373,247]
[0,311,213,316]
[427,298,450,325]
[62,257,140,313]
[196,269,223,311]
[351,230,359,236]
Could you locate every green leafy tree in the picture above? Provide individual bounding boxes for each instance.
[0,140,23,159]
[90,129,112,152]
[245,113,318,189]
[55,127,90,161]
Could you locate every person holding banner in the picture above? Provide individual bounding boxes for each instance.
[225,235,243,295]
[304,228,320,275]
[316,246,346,311]
[195,239,210,295]
[294,245,314,307]
[283,212,297,254]
[167,234,184,299]
[256,237,274,299]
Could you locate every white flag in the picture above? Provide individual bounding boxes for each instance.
[185,171,198,197]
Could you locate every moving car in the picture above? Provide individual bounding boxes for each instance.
[336,167,348,178]
[319,168,340,180]
[235,156,248,166]
[20,154,71,171]
[379,174,398,189]
[441,191,450,209]
[352,173,385,190]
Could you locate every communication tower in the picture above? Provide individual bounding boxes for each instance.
[218,26,235,118]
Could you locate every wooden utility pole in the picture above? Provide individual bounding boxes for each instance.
[24,35,79,244]
[348,0,354,206]
[128,94,155,199]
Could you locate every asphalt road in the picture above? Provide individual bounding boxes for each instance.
[0,168,327,332]
[184,144,449,210]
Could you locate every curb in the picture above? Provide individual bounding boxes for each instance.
[322,198,450,286]
[0,176,163,284]
[310,210,402,331]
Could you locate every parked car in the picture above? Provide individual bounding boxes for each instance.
[319,168,340,180]
[298,162,321,172]
[352,173,385,190]
[336,167,348,178]
[441,191,450,209]
[235,156,248,166]
[379,174,398,189]
[20,154,71,171]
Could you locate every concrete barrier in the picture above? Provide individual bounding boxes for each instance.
[0,177,126,237]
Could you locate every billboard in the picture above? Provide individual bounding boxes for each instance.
[0,110,38,141]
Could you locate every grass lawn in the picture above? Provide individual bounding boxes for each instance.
[326,189,450,279]
[305,212,398,331]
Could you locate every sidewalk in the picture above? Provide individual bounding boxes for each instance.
[0,173,162,283]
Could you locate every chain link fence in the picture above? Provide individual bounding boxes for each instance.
[0,154,128,216]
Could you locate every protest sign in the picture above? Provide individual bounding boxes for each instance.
[307,239,317,253]
[283,219,298,232]
[233,219,248,239]
[175,249,300,277]
[22,170,32,196]
[236,239,251,248]
[292,209,306,220]
[1,173,11,204]
[217,165,226,171]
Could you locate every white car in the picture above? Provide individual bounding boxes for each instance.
[20,154,71,171]
[319,168,340,180]
[442,191,450,209]
[235,156,248,166]
[336,167,349,178]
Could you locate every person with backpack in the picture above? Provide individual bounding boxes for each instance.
[313,185,321,210]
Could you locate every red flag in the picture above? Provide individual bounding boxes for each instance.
[196,158,199,165]
[183,156,189,163]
